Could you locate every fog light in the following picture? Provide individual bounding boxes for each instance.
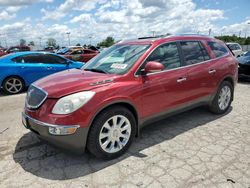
[48,126,79,135]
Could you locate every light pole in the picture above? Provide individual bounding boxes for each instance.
[246,22,250,39]
[89,35,92,46]
[151,31,155,37]
[66,32,71,46]
[38,37,42,48]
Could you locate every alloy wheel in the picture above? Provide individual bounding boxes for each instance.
[218,85,231,110]
[99,115,131,153]
[5,78,23,94]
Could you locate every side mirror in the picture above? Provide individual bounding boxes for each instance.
[142,61,164,74]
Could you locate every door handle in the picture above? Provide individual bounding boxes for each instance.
[177,77,187,83]
[208,69,216,74]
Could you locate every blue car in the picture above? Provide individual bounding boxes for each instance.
[0,52,84,94]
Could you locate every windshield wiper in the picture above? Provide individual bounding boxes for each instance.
[84,68,107,74]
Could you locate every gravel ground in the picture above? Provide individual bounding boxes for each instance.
[0,83,250,188]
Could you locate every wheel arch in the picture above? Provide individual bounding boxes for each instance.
[218,75,235,100]
[88,101,140,137]
[2,75,26,87]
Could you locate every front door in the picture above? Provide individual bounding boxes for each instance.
[139,42,188,119]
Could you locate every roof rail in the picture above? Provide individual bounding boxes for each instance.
[138,34,172,40]
[175,33,214,38]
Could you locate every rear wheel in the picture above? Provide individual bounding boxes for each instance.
[209,81,233,114]
[2,77,25,95]
[87,106,136,159]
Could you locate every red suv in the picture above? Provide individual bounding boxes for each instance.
[22,35,238,159]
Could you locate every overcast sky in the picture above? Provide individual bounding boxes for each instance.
[0,0,250,47]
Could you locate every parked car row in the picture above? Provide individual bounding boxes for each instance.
[0,45,31,57]
[21,34,238,159]
[0,52,84,94]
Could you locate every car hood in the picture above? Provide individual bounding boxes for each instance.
[34,69,116,98]
[238,56,250,65]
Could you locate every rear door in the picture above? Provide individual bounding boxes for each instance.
[206,41,232,88]
[178,41,214,102]
[140,42,189,118]
[14,54,49,84]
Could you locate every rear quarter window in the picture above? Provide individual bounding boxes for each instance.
[207,41,228,58]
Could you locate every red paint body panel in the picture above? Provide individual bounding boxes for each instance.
[25,35,238,130]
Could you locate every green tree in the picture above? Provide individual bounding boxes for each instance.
[97,36,115,47]
[46,38,57,47]
[28,41,35,46]
[244,37,250,45]
[20,39,26,46]
[215,35,250,45]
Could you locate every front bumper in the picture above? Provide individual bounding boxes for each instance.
[22,112,89,154]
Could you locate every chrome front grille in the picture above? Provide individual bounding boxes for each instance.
[26,85,48,109]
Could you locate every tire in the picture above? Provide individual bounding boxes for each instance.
[2,76,25,95]
[87,105,136,159]
[209,81,233,114]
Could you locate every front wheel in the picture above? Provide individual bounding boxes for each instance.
[87,106,136,159]
[209,81,233,114]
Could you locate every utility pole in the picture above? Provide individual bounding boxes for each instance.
[66,32,71,46]
[208,28,212,36]
[246,22,250,39]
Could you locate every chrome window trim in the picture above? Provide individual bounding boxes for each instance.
[25,84,48,109]
[22,112,80,128]
[134,40,230,77]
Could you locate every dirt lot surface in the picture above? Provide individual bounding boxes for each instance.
[0,83,250,188]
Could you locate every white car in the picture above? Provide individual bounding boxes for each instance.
[226,42,244,57]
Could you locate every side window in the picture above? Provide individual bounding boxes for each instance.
[12,54,40,63]
[235,44,241,50]
[41,54,67,64]
[208,41,228,58]
[180,41,209,65]
[146,42,181,70]
[24,55,39,62]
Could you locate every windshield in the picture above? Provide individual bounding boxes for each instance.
[57,48,69,54]
[82,44,150,75]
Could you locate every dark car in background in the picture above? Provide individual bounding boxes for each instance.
[0,52,84,94]
[238,51,250,79]
[6,45,30,53]
[0,45,31,57]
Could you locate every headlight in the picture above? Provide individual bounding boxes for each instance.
[52,91,95,114]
